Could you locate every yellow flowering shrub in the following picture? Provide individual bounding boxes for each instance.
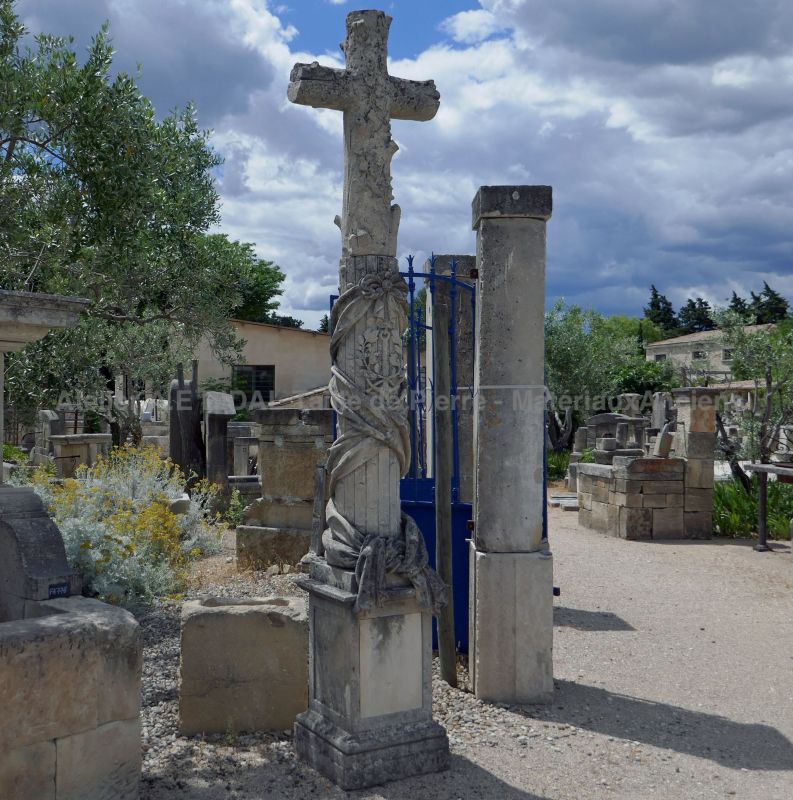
[29,445,221,607]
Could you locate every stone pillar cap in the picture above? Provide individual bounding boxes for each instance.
[472,185,552,229]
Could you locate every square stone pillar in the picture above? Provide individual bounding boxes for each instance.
[203,391,236,490]
[294,569,448,790]
[672,387,718,538]
[469,185,554,704]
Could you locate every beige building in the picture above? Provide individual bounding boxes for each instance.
[195,319,331,402]
[644,325,772,382]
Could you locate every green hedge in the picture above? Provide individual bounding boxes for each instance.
[714,477,793,540]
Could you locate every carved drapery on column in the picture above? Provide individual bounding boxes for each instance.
[322,255,445,614]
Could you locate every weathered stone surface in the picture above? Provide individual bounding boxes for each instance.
[673,387,719,433]
[0,740,55,800]
[619,507,653,540]
[641,480,684,494]
[295,576,447,788]
[597,436,618,451]
[469,546,553,702]
[236,526,312,569]
[652,423,674,457]
[0,289,89,352]
[0,486,81,622]
[653,508,686,539]
[577,463,616,480]
[612,457,684,476]
[243,498,313,530]
[641,493,669,508]
[685,488,714,512]
[609,491,643,508]
[676,431,717,460]
[0,597,141,750]
[55,719,141,800]
[180,597,308,734]
[472,185,552,227]
[685,511,713,539]
[687,458,715,489]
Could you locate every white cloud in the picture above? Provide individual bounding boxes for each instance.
[440,9,504,44]
[17,0,793,326]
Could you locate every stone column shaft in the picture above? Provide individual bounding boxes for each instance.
[469,185,554,704]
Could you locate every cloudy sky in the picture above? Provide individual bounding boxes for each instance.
[17,0,793,328]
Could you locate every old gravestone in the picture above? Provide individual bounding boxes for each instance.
[287,10,449,789]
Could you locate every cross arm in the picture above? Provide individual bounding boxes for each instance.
[288,62,352,111]
[389,77,440,121]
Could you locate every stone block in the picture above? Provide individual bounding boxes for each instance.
[685,511,713,539]
[596,437,617,451]
[243,497,313,530]
[685,488,714,512]
[0,741,55,800]
[180,596,308,734]
[469,546,553,703]
[578,508,594,528]
[652,508,685,539]
[665,493,685,508]
[591,481,611,503]
[686,458,715,489]
[236,526,312,569]
[610,491,642,508]
[0,597,140,751]
[55,719,141,800]
[678,432,717,460]
[259,440,327,501]
[578,491,592,511]
[641,480,684,494]
[619,507,653,540]
[577,473,593,492]
[641,493,669,508]
[614,478,642,494]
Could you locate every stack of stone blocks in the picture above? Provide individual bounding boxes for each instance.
[0,488,141,800]
[237,408,333,569]
[577,387,716,540]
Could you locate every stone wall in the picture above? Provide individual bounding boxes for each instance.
[578,456,701,539]
[0,597,142,799]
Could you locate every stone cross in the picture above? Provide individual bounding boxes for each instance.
[288,10,439,258]
[289,11,443,577]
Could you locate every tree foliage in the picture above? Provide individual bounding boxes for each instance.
[644,285,678,333]
[545,301,675,422]
[0,2,285,421]
[678,297,715,334]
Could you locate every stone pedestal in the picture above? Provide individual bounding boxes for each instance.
[0,486,81,622]
[469,547,554,703]
[294,568,449,791]
[204,391,236,489]
[469,185,554,703]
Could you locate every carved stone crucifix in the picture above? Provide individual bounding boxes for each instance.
[288,11,443,610]
[288,10,439,258]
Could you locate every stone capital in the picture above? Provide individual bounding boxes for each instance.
[472,185,552,230]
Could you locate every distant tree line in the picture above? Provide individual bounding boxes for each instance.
[644,282,790,338]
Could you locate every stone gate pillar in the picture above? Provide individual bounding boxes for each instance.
[469,185,554,703]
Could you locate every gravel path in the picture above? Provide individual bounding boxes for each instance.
[140,511,793,799]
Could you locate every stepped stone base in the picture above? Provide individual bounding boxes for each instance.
[294,709,449,791]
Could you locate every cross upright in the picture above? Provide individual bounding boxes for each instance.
[288,10,440,258]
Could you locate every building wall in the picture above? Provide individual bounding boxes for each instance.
[645,335,733,377]
[194,320,331,401]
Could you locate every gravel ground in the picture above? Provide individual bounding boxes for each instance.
[140,512,793,800]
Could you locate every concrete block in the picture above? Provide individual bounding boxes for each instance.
[685,511,713,539]
[0,741,55,800]
[55,719,140,800]
[470,546,553,703]
[619,507,653,540]
[236,526,311,569]
[180,597,308,734]
[652,508,685,539]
